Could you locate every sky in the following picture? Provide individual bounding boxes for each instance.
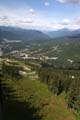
[0,0,80,30]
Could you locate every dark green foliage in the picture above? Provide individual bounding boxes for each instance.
[39,68,68,95]
[0,79,42,120]
[0,61,75,120]
[38,66,80,113]
[1,62,22,80]
[0,62,42,120]
[67,78,80,112]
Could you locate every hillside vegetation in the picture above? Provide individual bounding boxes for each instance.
[0,59,76,120]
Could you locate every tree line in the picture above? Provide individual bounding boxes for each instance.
[38,66,80,114]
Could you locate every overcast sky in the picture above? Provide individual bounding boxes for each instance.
[0,0,80,30]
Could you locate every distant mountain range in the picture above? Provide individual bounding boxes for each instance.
[45,28,80,38]
[0,26,80,42]
[0,26,50,42]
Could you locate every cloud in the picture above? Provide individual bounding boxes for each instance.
[0,15,8,20]
[61,18,70,25]
[44,2,50,6]
[0,15,10,26]
[0,8,80,30]
[29,9,36,14]
[57,0,80,3]
[19,18,34,24]
[74,18,80,24]
[0,8,35,27]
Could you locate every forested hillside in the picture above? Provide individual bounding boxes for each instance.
[0,59,76,120]
[38,67,80,114]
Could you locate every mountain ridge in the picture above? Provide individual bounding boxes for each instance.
[44,28,80,38]
[0,26,50,42]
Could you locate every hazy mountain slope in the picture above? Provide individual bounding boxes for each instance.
[0,26,50,42]
[45,28,80,38]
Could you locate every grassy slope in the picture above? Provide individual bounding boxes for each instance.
[2,74,76,120]
[1,58,77,120]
